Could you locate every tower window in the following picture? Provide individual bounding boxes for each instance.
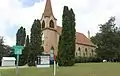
[42,20,45,28]
[49,20,54,28]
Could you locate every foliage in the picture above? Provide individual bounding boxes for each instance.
[19,35,30,66]
[0,37,12,66]
[75,56,102,63]
[16,26,26,66]
[16,26,26,46]
[57,6,76,66]
[91,17,120,61]
[28,19,43,66]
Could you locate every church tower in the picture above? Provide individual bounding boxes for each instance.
[40,0,58,55]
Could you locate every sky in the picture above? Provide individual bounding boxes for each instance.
[0,0,120,46]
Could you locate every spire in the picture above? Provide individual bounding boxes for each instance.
[88,30,90,39]
[43,0,53,17]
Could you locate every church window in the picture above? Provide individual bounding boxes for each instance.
[49,20,54,28]
[42,20,45,28]
[78,47,81,56]
[78,47,81,51]
[85,48,87,56]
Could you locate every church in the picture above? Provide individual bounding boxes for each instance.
[40,0,96,58]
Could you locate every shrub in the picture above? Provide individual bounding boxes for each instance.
[75,56,102,63]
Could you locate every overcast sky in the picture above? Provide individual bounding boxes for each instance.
[0,0,120,46]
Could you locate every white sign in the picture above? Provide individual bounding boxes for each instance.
[37,55,50,68]
[41,56,50,64]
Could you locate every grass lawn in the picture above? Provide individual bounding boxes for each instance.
[0,63,120,76]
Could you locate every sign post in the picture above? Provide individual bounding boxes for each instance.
[54,54,56,76]
[13,45,24,76]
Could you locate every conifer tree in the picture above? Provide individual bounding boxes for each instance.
[58,6,76,66]
[28,19,43,66]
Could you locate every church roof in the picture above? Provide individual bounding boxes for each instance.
[43,0,53,17]
[76,32,95,46]
[56,26,95,46]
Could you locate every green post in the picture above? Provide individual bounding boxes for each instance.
[12,45,24,76]
[16,54,19,76]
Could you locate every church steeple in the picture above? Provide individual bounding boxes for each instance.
[43,0,53,17]
[40,0,57,29]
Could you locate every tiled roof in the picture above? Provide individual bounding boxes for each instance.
[56,26,95,46]
[76,32,95,46]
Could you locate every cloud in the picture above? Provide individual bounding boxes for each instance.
[18,0,44,7]
[1,0,120,46]
[0,0,45,46]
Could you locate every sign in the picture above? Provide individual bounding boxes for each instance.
[13,45,24,55]
[37,55,50,68]
[41,56,50,64]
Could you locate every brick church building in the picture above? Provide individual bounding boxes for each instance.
[40,0,96,58]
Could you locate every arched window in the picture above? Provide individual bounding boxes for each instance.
[78,47,81,56]
[49,20,54,28]
[85,48,87,56]
[42,20,45,28]
[78,47,81,51]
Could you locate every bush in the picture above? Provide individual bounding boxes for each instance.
[75,56,102,63]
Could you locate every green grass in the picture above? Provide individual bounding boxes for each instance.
[1,63,120,76]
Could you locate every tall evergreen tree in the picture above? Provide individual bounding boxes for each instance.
[16,26,26,46]
[19,35,30,65]
[57,6,76,66]
[28,19,43,66]
[68,8,76,65]
[16,26,26,65]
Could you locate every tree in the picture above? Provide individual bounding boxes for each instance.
[91,17,120,61]
[16,26,26,46]
[19,35,30,66]
[0,37,12,65]
[16,26,26,65]
[28,19,43,66]
[57,6,76,66]
[68,8,76,65]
